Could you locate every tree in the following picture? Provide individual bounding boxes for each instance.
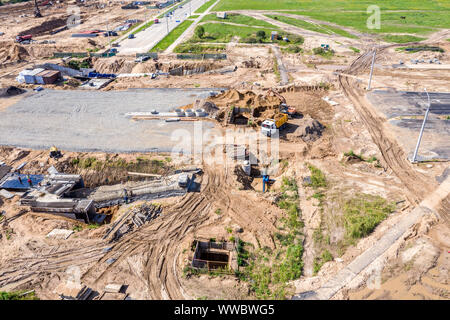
[256,30,266,39]
[195,26,205,39]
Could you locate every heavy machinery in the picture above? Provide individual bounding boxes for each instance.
[261,113,288,137]
[49,146,62,159]
[280,103,297,117]
[15,34,33,43]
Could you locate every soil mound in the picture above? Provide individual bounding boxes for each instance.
[292,115,325,142]
[0,86,26,98]
[0,43,29,63]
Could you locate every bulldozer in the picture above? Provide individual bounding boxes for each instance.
[49,146,62,159]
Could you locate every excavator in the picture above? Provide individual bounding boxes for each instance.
[267,88,297,117]
[49,146,62,159]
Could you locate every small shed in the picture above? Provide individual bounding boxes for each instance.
[35,70,61,84]
[271,31,278,41]
[216,12,227,19]
[22,68,45,84]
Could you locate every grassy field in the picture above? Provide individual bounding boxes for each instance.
[195,0,217,13]
[174,43,226,53]
[201,13,279,28]
[285,10,448,35]
[212,1,449,41]
[213,0,450,11]
[382,34,426,43]
[190,22,304,45]
[150,20,194,52]
[265,14,357,39]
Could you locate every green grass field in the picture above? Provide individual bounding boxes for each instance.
[150,20,194,52]
[189,22,302,45]
[285,10,448,35]
[213,0,450,12]
[201,13,279,28]
[195,0,217,13]
[212,0,449,41]
[265,14,357,39]
[174,43,226,53]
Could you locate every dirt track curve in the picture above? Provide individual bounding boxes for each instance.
[338,45,438,204]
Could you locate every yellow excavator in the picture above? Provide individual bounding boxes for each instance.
[49,146,62,159]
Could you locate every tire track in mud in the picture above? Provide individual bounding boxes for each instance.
[0,245,108,289]
[81,161,279,299]
[338,46,437,204]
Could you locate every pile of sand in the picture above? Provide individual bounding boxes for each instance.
[210,89,282,110]
[289,115,324,142]
[0,43,29,63]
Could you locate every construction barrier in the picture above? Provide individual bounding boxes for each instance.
[53,52,88,58]
[136,52,159,59]
[53,52,116,58]
[176,53,227,60]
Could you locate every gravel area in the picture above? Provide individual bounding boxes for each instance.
[0,88,217,153]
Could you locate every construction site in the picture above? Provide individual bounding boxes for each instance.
[0,0,449,302]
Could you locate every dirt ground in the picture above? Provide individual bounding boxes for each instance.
[0,2,449,300]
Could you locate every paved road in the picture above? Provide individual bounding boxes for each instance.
[0,88,218,153]
[118,0,207,54]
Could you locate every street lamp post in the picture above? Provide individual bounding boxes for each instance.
[411,88,431,163]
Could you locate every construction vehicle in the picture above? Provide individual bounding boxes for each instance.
[280,103,297,117]
[49,146,62,159]
[261,113,288,137]
[15,34,33,43]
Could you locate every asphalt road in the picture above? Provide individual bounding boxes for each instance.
[118,0,207,54]
[0,88,218,153]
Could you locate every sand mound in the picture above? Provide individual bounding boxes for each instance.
[289,115,324,142]
[210,89,282,110]
[0,43,29,63]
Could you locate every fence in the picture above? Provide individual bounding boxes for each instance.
[53,52,117,58]
[176,53,227,60]
[135,52,159,59]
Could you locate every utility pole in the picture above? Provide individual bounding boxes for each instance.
[411,89,431,163]
[166,15,169,34]
[367,49,376,90]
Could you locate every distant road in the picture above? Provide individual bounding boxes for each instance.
[118,0,208,55]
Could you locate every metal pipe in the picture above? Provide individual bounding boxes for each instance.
[367,50,376,90]
[411,89,431,163]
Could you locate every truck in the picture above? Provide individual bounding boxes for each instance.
[15,34,32,43]
[261,113,288,137]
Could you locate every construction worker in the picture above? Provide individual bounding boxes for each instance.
[27,175,32,187]
[123,188,128,204]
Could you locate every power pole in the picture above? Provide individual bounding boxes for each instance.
[166,15,169,34]
[411,89,431,163]
[367,49,376,90]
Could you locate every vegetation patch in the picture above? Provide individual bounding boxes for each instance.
[396,45,444,53]
[312,47,334,58]
[202,13,279,28]
[349,46,360,53]
[343,194,396,243]
[150,20,194,52]
[238,176,304,299]
[313,249,333,275]
[382,34,426,43]
[195,0,216,13]
[174,43,226,53]
[0,291,38,300]
[189,23,302,45]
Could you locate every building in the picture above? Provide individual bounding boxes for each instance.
[35,70,61,84]
[216,12,227,19]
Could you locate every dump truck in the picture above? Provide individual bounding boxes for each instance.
[261,113,288,137]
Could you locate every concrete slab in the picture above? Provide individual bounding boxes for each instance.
[0,88,217,153]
